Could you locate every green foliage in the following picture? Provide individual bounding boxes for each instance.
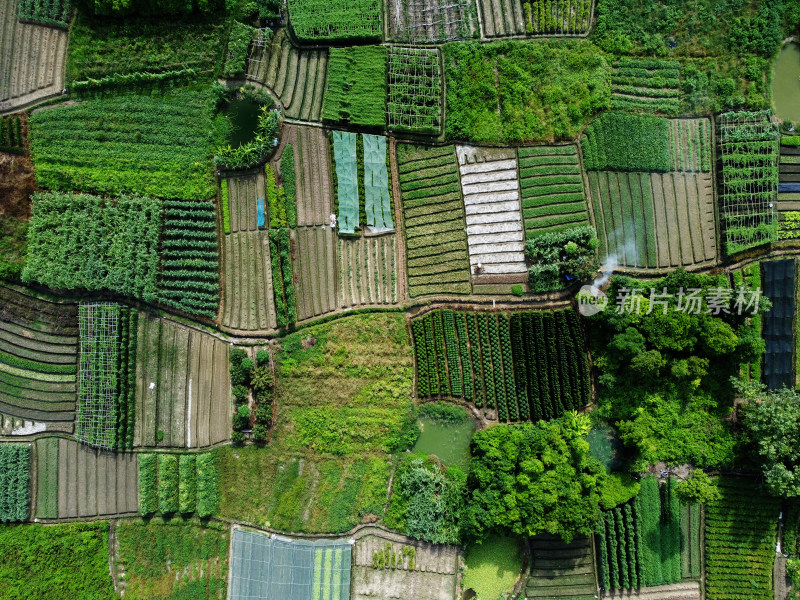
[521,0,593,33]
[280,145,298,228]
[0,218,28,282]
[0,444,30,522]
[511,284,524,297]
[23,193,161,301]
[70,69,200,98]
[599,473,641,510]
[30,90,222,200]
[66,12,226,83]
[780,212,800,240]
[75,0,226,16]
[215,107,281,170]
[221,180,231,234]
[704,477,779,600]
[0,116,24,153]
[266,164,287,228]
[462,535,523,600]
[525,225,599,292]
[464,413,605,543]
[740,388,800,497]
[116,520,229,600]
[268,228,296,327]
[288,0,382,42]
[138,454,158,515]
[158,454,180,514]
[782,136,800,146]
[443,40,610,144]
[675,469,721,504]
[385,455,465,544]
[17,0,71,27]
[582,112,671,172]
[197,452,220,518]
[179,455,197,514]
[0,522,115,600]
[224,22,256,77]
[418,402,470,424]
[323,46,387,128]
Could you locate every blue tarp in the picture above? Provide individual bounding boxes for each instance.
[257,197,265,227]
[779,183,800,193]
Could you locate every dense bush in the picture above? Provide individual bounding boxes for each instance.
[75,0,226,16]
[443,40,610,144]
[224,22,256,77]
[525,226,599,292]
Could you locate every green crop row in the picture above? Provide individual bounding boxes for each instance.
[280,145,298,228]
[115,308,137,450]
[288,0,381,42]
[0,444,30,522]
[221,179,231,234]
[582,111,671,172]
[269,228,297,327]
[0,116,23,154]
[323,46,387,128]
[17,0,71,27]
[521,0,593,34]
[139,452,219,517]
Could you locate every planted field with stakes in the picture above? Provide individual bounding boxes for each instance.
[457,146,526,283]
[388,47,442,135]
[0,284,77,432]
[398,143,471,297]
[481,0,595,38]
[518,145,590,238]
[387,0,478,42]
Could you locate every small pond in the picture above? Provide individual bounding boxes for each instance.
[412,415,475,470]
[773,42,800,124]
[223,99,261,148]
[587,424,623,471]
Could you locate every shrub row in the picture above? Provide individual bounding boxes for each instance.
[0,444,30,522]
[269,228,297,327]
[139,452,218,517]
[70,69,198,98]
[115,308,137,450]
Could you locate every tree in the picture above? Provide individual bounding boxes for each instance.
[674,469,721,505]
[463,413,605,543]
[741,388,800,497]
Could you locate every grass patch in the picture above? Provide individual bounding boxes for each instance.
[0,522,115,599]
[462,535,523,600]
[116,520,229,600]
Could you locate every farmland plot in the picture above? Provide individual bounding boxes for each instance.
[351,534,458,600]
[587,171,716,268]
[667,119,712,173]
[294,226,338,320]
[480,0,594,38]
[456,146,526,283]
[397,143,471,297]
[246,29,328,123]
[34,437,138,519]
[220,230,278,331]
[611,58,682,116]
[280,124,334,226]
[387,0,478,42]
[0,0,67,112]
[518,145,590,238]
[388,47,443,135]
[761,259,795,390]
[0,284,77,432]
[338,234,398,309]
[224,171,264,234]
[524,535,595,600]
[778,142,800,213]
[134,312,231,448]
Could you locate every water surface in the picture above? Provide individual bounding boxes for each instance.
[773,43,800,124]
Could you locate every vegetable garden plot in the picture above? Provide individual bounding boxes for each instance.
[524,535,595,600]
[704,477,779,600]
[388,0,478,43]
[587,171,716,268]
[0,443,30,522]
[17,0,71,28]
[134,312,231,448]
[220,230,279,331]
[481,0,594,37]
[29,91,220,200]
[761,259,795,390]
[716,110,779,255]
[229,529,352,600]
[667,118,712,173]
[388,47,442,136]
[412,309,590,421]
[269,227,298,327]
[287,0,381,43]
[338,234,398,309]
[282,125,334,226]
[582,112,671,173]
[323,46,387,129]
[138,451,219,517]
[0,115,24,153]
[246,29,328,123]
[33,437,138,519]
[294,226,338,320]
[778,143,800,214]
[456,146,526,282]
[397,143,471,297]
[158,200,220,320]
[351,535,458,600]
[517,145,590,239]
[0,284,77,430]
[0,0,68,111]
[223,171,264,234]
[611,58,682,116]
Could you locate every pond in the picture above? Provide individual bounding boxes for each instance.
[412,415,475,470]
[773,42,800,124]
[587,424,622,471]
[223,99,261,148]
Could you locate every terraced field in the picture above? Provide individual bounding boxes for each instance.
[587,171,716,268]
[134,312,231,448]
[387,0,479,42]
[0,285,77,432]
[280,125,334,226]
[0,0,68,112]
[246,29,328,122]
[398,143,471,297]
[34,437,139,520]
[457,146,526,283]
[518,145,589,238]
[224,170,264,233]
[351,533,458,600]
[220,230,278,331]
[338,234,398,308]
[294,226,338,320]
[525,535,596,600]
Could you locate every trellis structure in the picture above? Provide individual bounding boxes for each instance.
[395,0,477,43]
[76,302,120,450]
[717,110,779,255]
[387,46,442,135]
[246,29,274,78]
